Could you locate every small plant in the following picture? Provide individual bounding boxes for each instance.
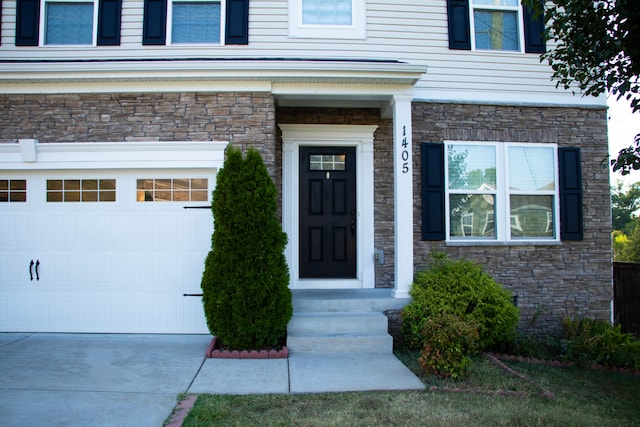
[402,252,519,352]
[201,146,292,350]
[418,313,479,379]
[562,317,640,369]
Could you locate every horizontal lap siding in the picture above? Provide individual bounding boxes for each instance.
[0,0,582,105]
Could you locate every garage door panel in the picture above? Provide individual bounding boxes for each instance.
[0,168,215,333]
[0,293,207,333]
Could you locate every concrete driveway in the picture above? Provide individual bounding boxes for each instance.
[0,333,211,427]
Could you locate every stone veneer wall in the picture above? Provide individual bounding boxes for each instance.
[0,92,278,176]
[411,103,612,336]
[1,94,612,336]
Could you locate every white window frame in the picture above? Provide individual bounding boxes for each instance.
[288,0,366,39]
[40,0,99,46]
[167,0,225,45]
[445,141,560,243]
[469,0,526,53]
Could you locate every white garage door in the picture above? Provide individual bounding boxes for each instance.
[0,141,226,333]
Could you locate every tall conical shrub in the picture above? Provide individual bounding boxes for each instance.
[201,146,292,349]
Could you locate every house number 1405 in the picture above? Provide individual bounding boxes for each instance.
[401,126,410,174]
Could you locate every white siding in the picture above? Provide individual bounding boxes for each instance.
[0,0,603,106]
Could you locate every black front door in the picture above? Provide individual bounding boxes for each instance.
[299,146,357,278]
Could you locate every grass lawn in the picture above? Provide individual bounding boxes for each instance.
[178,353,640,427]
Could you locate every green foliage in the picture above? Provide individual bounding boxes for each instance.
[522,0,640,175]
[402,253,519,352]
[201,146,292,350]
[418,313,479,379]
[611,181,640,233]
[562,318,640,369]
[523,0,640,110]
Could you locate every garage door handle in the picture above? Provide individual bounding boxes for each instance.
[29,260,34,281]
[35,260,40,281]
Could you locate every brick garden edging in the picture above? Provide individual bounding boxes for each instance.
[205,337,288,359]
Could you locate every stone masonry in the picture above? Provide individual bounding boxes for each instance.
[1,94,612,337]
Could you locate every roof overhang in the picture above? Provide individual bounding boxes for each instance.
[0,59,426,94]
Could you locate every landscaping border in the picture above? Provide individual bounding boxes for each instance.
[205,337,288,359]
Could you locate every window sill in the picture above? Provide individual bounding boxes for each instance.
[445,240,562,247]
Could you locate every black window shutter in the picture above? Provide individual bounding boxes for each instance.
[422,143,446,241]
[225,0,249,45]
[447,0,471,50]
[559,147,583,241]
[523,1,545,53]
[97,0,122,46]
[143,0,167,45]
[15,0,40,47]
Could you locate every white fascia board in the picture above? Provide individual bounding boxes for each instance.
[415,88,608,108]
[272,82,416,97]
[0,141,228,170]
[0,60,427,92]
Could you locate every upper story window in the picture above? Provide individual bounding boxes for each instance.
[471,0,520,51]
[446,0,545,53]
[288,0,366,39]
[302,0,352,25]
[44,0,96,45]
[15,0,122,46]
[142,0,249,45]
[15,0,248,47]
[169,0,221,44]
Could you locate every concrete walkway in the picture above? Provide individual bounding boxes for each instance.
[0,333,424,427]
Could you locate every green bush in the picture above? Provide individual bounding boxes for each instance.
[418,313,479,379]
[562,318,640,369]
[402,253,519,352]
[201,146,292,350]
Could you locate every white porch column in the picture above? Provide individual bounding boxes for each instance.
[391,94,414,298]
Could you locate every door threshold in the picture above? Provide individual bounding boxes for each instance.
[293,279,366,289]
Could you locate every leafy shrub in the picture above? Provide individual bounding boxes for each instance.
[418,313,479,379]
[201,146,292,350]
[402,253,519,352]
[562,318,640,369]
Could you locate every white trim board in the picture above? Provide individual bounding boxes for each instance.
[0,140,228,170]
[279,124,377,289]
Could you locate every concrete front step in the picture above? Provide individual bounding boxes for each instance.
[287,334,393,353]
[288,312,389,336]
[292,289,410,313]
[287,289,410,354]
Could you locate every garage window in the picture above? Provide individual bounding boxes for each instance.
[0,179,27,203]
[136,178,208,202]
[46,179,116,202]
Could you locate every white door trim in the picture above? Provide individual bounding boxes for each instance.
[279,124,377,289]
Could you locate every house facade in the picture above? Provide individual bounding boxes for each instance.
[0,0,611,335]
